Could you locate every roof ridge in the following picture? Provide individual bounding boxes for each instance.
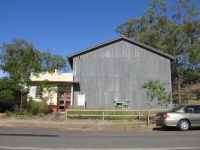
[67,37,175,66]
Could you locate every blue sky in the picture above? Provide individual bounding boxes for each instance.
[0,0,151,76]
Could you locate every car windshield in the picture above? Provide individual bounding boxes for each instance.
[168,106,184,112]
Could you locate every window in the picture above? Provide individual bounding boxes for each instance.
[35,87,43,99]
[185,106,200,113]
[168,106,184,112]
[194,106,200,113]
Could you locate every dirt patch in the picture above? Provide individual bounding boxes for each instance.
[0,113,6,118]
[0,116,154,131]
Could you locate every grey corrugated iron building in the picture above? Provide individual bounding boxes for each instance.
[68,37,175,109]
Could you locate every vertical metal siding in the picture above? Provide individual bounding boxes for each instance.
[73,40,172,109]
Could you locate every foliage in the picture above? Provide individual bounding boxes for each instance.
[182,68,200,84]
[5,110,15,117]
[40,50,69,72]
[0,39,42,111]
[0,78,22,111]
[0,78,15,101]
[18,110,31,116]
[143,80,171,107]
[4,100,51,116]
[143,80,171,126]
[27,100,52,115]
[30,101,51,115]
[0,39,41,87]
[116,0,200,104]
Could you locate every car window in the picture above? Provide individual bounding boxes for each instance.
[184,106,200,113]
[194,106,200,113]
[168,106,184,112]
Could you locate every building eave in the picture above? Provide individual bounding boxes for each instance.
[31,80,79,85]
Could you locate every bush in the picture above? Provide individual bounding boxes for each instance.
[18,110,31,116]
[5,110,15,117]
[0,101,15,113]
[29,101,52,115]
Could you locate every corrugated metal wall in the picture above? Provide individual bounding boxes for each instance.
[72,40,172,109]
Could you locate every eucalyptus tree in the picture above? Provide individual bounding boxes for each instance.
[116,0,200,104]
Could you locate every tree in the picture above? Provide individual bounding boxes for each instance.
[0,39,41,87]
[0,78,15,101]
[143,80,171,126]
[40,50,69,72]
[116,0,200,105]
[0,39,41,111]
[0,39,68,111]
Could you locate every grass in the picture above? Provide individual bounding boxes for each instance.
[66,109,164,122]
[4,110,48,120]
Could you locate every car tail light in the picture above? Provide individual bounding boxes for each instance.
[162,113,170,118]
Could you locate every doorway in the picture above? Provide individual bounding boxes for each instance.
[58,91,71,111]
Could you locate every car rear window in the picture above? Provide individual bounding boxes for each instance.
[168,106,184,112]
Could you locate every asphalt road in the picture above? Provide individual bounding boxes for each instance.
[0,127,200,150]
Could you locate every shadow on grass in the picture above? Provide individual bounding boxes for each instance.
[0,133,59,137]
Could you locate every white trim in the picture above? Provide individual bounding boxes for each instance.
[70,84,73,106]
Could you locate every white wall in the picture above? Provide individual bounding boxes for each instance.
[29,85,58,105]
[29,71,73,105]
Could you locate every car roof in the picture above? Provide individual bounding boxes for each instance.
[177,105,200,108]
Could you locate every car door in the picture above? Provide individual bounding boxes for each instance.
[185,106,200,127]
[195,106,200,126]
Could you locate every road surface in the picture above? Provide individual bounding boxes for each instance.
[0,127,200,149]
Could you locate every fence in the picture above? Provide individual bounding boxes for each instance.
[65,109,167,125]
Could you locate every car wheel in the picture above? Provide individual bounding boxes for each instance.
[178,119,190,131]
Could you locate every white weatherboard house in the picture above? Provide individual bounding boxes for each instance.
[29,70,77,112]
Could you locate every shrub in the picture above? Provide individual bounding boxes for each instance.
[29,101,52,115]
[5,110,15,117]
[18,110,31,116]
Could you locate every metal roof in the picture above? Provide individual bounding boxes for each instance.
[68,37,175,66]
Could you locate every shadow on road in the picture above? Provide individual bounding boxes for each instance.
[0,133,59,137]
[153,127,177,131]
[153,126,200,131]
[190,127,200,131]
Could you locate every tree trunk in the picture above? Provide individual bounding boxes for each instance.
[147,109,150,127]
[178,77,181,105]
[147,100,151,127]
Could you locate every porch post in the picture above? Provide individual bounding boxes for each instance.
[70,84,73,106]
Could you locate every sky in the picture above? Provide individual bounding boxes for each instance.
[0,0,149,76]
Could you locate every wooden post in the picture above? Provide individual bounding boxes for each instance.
[102,111,105,121]
[70,84,73,106]
[138,112,141,120]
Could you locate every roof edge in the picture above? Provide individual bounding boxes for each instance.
[67,37,175,67]
[68,37,122,58]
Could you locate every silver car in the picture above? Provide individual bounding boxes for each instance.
[156,105,200,131]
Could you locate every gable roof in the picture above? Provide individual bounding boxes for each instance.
[68,37,175,67]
